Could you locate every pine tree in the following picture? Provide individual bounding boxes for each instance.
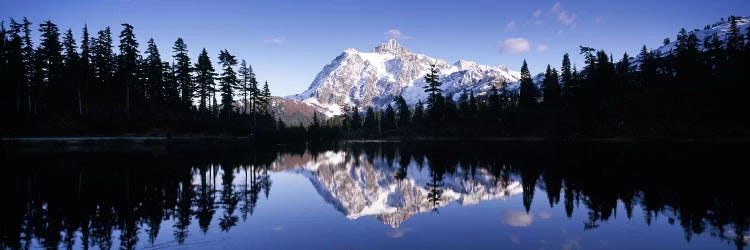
[311,111,320,130]
[364,107,377,132]
[162,62,180,107]
[37,20,64,116]
[237,60,255,114]
[79,24,92,115]
[350,106,362,131]
[423,63,442,106]
[217,49,238,119]
[561,53,572,99]
[143,38,163,105]
[173,38,193,109]
[118,23,139,114]
[21,18,35,114]
[194,48,216,113]
[6,19,26,117]
[91,27,113,113]
[423,63,444,125]
[261,81,271,114]
[62,28,81,115]
[393,96,410,129]
[726,16,744,56]
[383,104,396,131]
[519,60,537,112]
[412,100,425,129]
[542,64,561,107]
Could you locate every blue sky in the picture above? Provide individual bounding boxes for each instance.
[3,0,749,96]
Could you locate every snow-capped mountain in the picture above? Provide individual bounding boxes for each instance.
[634,16,749,66]
[272,150,522,228]
[286,39,521,117]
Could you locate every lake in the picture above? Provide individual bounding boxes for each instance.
[1,141,748,249]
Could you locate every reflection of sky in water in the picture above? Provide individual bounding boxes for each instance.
[7,148,746,250]
[131,151,739,249]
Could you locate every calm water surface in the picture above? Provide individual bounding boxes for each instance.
[1,141,748,249]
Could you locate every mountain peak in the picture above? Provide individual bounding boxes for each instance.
[372,39,411,54]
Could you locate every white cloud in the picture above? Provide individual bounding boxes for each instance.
[550,2,577,27]
[384,29,411,40]
[551,2,562,12]
[533,9,543,17]
[264,37,285,44]
[506,21,516,31]
[534,20,544,25]
[536,44,549,52]
[502,210,534,227]
[498,38,531,54]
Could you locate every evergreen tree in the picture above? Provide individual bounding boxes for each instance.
[519,60,537,112]
[117,23,139,114]
[217,49,239,119]
[364,107,377,132]
[21,18,35,114]
[237,60,255,114]
[6,19,26,117]
[423,63,444,125]
[412,100,425,129]
[36,20,64,116]
[350,106,362,131]
[62,28,81,115]
[393,96,410,129]
[260,81,271,114]
[726,16,744,56]
[143,38,163,106]
[383,104,396,131]
[311,111,320,130]
[561,53,573,99]
[194,48,216,113]
[91,26,113,112]
[162,62,180,107]
[488,85,501,113]
[79,24,92,115]
[542,65,561,107]
[173,38,193,109]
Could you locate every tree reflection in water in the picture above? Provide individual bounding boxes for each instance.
[0,141,748,249]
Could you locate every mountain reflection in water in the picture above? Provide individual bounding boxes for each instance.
[1,141,748,249]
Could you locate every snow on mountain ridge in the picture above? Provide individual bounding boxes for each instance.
[289,39,521,117]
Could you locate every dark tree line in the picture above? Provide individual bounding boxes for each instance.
[1,18,275,136]
[319,16,750,139]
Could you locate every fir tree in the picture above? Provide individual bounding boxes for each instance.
[37,20,64,115]
[194,48,216,113]
[364,107,377,132]
[412,100,425,128]
[561,53,572,99]
[173,38,193,109]
[217,49,238,119]
[143,38,163,105]
[383,104,396,131]
[542,64,561,107]
[118,23,139,114]
[260,81,271,114]
[237,60,255,114]
[62,28,81,115]
[393,96,411,129]
[350,106,362,131]
[519,60,537,112]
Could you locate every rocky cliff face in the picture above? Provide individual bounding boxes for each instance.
[286,39,521,117]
